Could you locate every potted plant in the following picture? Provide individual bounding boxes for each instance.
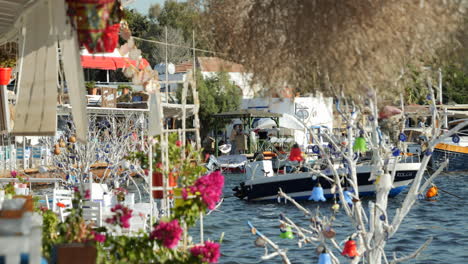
[0,55,15,85]
[86,81,98,95]
[117,84,132,95]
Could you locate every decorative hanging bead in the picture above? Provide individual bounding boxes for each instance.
[279,224,294,239]
[399,133,407,142]
[392,148,401,157]
[353,137,367,152]
[308,184,326,202]
[341,238,359,258]
[312,145,320,154]
[317,252,332,264]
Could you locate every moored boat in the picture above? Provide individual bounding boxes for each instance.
[233,160,420,201]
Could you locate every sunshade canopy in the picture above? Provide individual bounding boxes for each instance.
[214,109,282,119]
[80,49,150,70]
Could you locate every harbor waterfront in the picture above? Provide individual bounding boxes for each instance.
[1,1,468,263]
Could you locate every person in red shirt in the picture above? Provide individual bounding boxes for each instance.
[289,143,304,162]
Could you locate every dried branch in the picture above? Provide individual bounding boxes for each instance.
[247,221,291,264]
[390,237,433,264]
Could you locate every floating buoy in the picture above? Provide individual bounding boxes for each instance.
[353,137,367,152]
[330,184,336,194]
[341,238,359,258]
[426,185,438,199]
[317,252,332,264]
[309,184,326,202]
[69,136,76,143]
[279,224,294,239]
[59,139,66,148]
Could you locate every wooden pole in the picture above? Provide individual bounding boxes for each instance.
[165,26,169,104]
[192,30,201,151]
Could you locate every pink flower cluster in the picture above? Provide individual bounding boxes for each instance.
[183,171,224,210]
[10,170,17,178]
[190,241,221,263]
[150,219,183,249]
[105,204,133,228]
[92,231,106,243]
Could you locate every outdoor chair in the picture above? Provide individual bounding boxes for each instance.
[52,189,73,213]
[82,200,103,227]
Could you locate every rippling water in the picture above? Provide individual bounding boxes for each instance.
[195,172,468,263]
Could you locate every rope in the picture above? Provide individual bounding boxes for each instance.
[132,36,223,55]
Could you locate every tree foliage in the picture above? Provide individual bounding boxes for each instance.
[125,1,207,66]
[178,71,242,137]
[204,0,466,97]
[442,64,468,104]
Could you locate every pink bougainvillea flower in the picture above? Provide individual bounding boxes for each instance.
[181,188,188,200]
[190,241,221,263]
[84,189,91,199]
[150,219,183,249]
[175,140,182,147]
[93,232,106,243]
[190,171,224,210]
[10,170,17,178]
[106,204,133,229]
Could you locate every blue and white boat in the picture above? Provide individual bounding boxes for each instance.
[432,119,468,171]
[233,159,420,201]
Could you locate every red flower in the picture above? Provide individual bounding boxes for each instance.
[10,170,17,178]
[191,241,221,263]
[150,219,183,249]
[175,140,182,147]
[56,202,66,208]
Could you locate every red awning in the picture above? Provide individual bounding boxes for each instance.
[81,55,150,70]
[80,49,150,70]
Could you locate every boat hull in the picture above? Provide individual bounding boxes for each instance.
[432,143,468,171]
[234,163,419,201]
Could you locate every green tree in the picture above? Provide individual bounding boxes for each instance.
[442,64,468,104]
[123,9,162,66]
[178,71,242,138]
[151,0,202,41]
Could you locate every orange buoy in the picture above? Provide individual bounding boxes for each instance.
[69,136,76,143]
[426,186,438,199]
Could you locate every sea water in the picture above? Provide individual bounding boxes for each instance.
[196,172,468,264]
